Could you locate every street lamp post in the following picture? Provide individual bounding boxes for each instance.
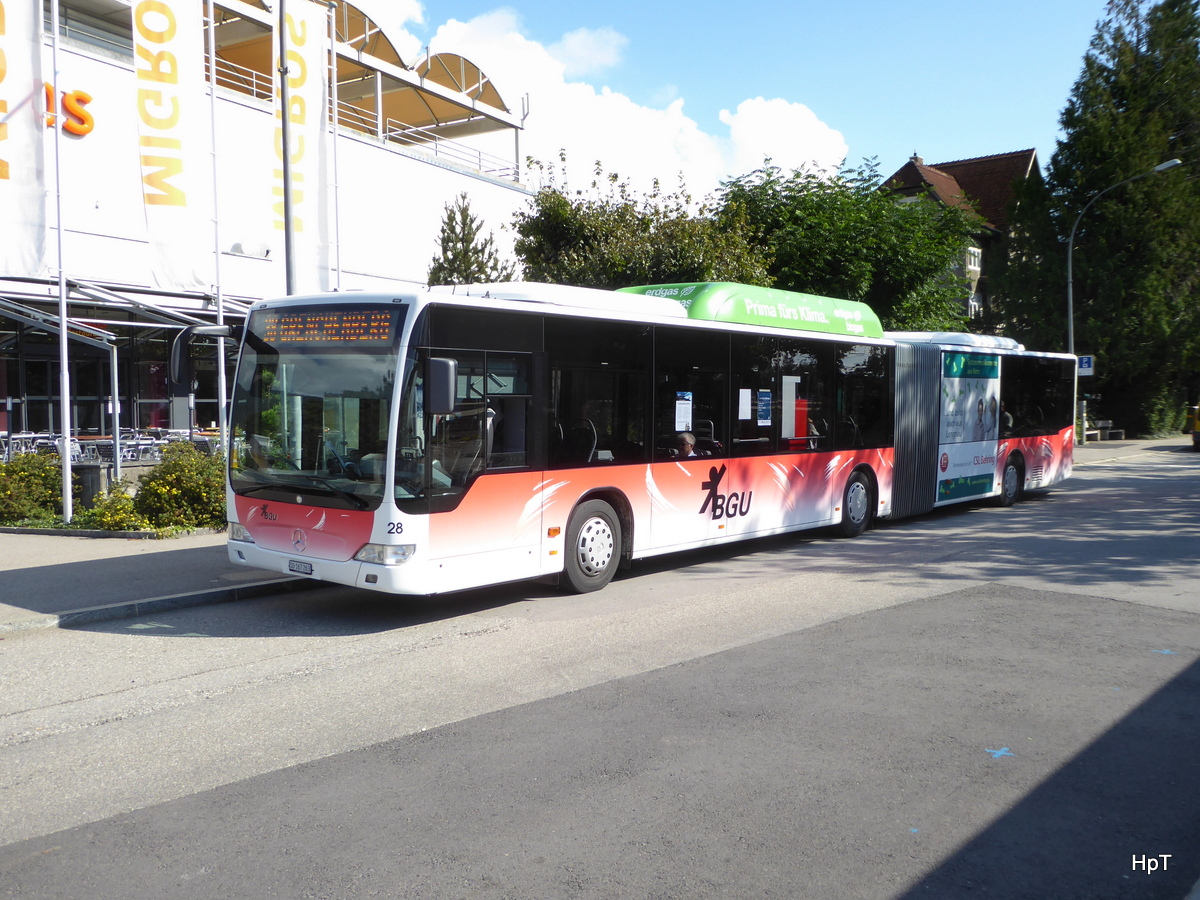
[1065,158,1182,444]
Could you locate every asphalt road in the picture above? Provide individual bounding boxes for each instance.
[1,442,1198,899]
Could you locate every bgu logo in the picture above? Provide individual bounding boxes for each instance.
[699,464,753,519]
[939,452,950,473]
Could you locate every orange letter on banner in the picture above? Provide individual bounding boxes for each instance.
[1,3,8,180]
[138,88,179,129]
[134,0,176,44]
[141,153,185,205]
[135,43,179,83]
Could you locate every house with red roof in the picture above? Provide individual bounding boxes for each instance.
[883,149,1041,320]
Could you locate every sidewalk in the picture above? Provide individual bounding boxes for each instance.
[0,436,1189,635]
[0,528,316,635]
[1072,433,1189,466]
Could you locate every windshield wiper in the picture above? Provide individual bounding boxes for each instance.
[235,474,369,510]
[280,474,371,509]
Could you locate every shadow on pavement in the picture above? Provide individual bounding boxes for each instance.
[4,542,262,617]
[674,461,1200,597]
[67,576,564,639]
[894,655,1200,899]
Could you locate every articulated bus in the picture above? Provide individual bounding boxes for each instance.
[173,282,1076,595]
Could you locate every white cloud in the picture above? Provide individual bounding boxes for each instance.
[720,97,848,177]
[547,27,629,79]
[381,10,847,198]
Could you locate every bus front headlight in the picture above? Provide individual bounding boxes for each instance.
[354,543,416,566]
[229,522,254,543]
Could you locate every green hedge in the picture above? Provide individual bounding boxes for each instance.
[0,443,227,533]
[0,452,63,526]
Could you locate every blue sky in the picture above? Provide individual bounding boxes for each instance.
[369,0,1110,194]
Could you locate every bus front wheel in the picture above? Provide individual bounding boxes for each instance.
[562,500,621,593]
[837,471,872,538]
[997,457,1022,507]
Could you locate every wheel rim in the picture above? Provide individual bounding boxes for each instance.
[846,479,868,525]
[1005,464,1019,500]
[575,516,615,577]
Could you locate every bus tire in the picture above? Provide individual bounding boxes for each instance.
[837,470,872,538]
[562,500,621,593]
[997,456,1022,507]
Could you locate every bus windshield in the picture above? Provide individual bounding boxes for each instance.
[228,304,406,511]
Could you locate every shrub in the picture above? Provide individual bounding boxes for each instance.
[73,481,151,532]
[0,452,64,525]
[132,442,227,530]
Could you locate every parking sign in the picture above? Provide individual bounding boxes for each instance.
[1078,355,1094,377]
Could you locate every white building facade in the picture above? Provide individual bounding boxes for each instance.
[1,0,530,438]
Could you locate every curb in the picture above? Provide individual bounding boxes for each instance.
[0,526,224,540]
[0,577,323,636]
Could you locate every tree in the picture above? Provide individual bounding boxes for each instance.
[511,158,771,290]
[427,193,514,286]
[717,161,979,331]
[994,0,1200,435]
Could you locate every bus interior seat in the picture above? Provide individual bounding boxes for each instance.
[565,418,598,464]
[838,417,863,448]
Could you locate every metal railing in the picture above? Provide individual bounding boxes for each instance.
[332,100,516,180]
[336,99,379,136]
[384,117,516,180]
[208,58,274,102]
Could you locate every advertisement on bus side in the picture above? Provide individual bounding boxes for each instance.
[937,352,1001,503]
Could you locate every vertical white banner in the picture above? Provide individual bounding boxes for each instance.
[132,0,214,290]
[274,0,330,294]
[0,0,47,277]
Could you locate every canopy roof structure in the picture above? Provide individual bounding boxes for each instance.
[211,0,519,144]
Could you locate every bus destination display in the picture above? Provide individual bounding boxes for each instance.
[259,308,398,346]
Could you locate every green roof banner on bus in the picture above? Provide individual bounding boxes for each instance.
[618,282,884,340]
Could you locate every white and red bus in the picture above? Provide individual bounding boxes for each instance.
[174,281,1076,594]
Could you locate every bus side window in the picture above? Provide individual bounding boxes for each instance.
[731,335,775,456]
[423,350,534,486]
[773,337,832,453]
[436,352,487,486]
[654,326,729,458]
[546,318,652,468]
[833,344,893,450]
[485,354,531,469]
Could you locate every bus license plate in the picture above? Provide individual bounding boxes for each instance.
[288,559,313,576]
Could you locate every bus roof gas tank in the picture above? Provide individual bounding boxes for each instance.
[619,282,884,340]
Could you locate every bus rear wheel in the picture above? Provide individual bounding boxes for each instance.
[837,470,872,538]
[562,500,621,593]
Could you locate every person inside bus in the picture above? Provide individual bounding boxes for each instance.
[983,396,998,441]
[999,400,1014,437]
[676,432,698,457]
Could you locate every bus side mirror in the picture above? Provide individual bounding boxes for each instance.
[427,357,458,415]
[170,324,239,387]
